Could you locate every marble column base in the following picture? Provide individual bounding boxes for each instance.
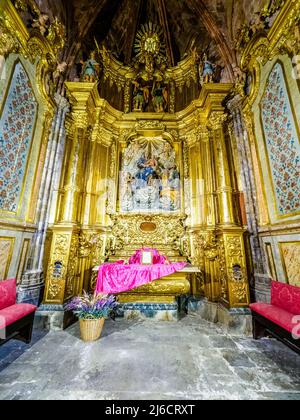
[117,303,180,322]
[34,305,76,331]
[17,270,44,306]
[251,274,272,303]
[188,297,253,336]
[34,301,183,331]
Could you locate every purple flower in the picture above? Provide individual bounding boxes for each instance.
[64,292,117,319]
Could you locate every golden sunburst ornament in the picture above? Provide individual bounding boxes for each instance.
[134,22,165,59]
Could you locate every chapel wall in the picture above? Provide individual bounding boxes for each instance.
[251,55,300,288]
[0,53,53,289]
[0,0,66,305]
[230,0,300,301]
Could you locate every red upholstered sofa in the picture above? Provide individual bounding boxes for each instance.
[0,279,37,345]
[250,281,300,354]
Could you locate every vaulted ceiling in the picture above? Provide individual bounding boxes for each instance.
[33,0,266,79]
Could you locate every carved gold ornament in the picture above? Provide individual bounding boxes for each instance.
[0,19,19,56]
[46,234,70,301]
[229,282,248,303]
[109,214,186,259]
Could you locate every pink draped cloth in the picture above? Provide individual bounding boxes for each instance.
[96,249,187,295]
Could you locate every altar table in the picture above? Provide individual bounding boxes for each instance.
[92,264,201,303]
[95,261,188,295]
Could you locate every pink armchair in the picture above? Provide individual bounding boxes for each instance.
[0,279,37,345]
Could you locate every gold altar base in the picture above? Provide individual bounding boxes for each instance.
[118,294,175,304]
[90,266,198,321]
[118,272,191,304]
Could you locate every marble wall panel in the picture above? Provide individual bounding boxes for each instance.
[0,237,14,280]
[279,242,300,287]
[261,234,300,286]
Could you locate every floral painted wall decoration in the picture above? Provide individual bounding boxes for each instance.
[261,62,300,216]
[0,62,38,213]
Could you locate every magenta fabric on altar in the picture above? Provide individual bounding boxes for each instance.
[96,249,187,294]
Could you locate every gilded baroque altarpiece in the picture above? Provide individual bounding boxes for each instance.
[41,77,251,309]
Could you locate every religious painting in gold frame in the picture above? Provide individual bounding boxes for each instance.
[119,137,181,213]
[141,251,153,265]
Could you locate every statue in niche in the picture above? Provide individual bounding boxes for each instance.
[132,80,150,111]
[152,81,168,113]
[199,53,215,84]
[81,51,101,83]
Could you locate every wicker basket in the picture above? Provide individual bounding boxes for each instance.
[79,318,105,342]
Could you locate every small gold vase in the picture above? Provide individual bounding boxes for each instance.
[79,318,105,342]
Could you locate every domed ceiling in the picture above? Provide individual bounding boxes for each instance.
[32,0,266,80]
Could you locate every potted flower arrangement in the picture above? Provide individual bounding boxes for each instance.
[65,292,117,342]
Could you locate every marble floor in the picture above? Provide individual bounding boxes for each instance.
[0,315,300,400]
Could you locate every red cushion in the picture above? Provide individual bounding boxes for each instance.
[271,281,300,315]
[250,302,297,333]
[0,279,16,311]
[0,303,37,329]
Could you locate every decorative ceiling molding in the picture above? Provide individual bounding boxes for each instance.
[155,0,175,67]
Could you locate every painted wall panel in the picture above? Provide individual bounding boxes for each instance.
[260,63,300,217]
[0,62,38,213]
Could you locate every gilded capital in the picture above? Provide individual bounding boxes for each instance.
[197,127,209,142]
[0,20,19,56]
[72,110,89,130]
[207,112,227,131]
